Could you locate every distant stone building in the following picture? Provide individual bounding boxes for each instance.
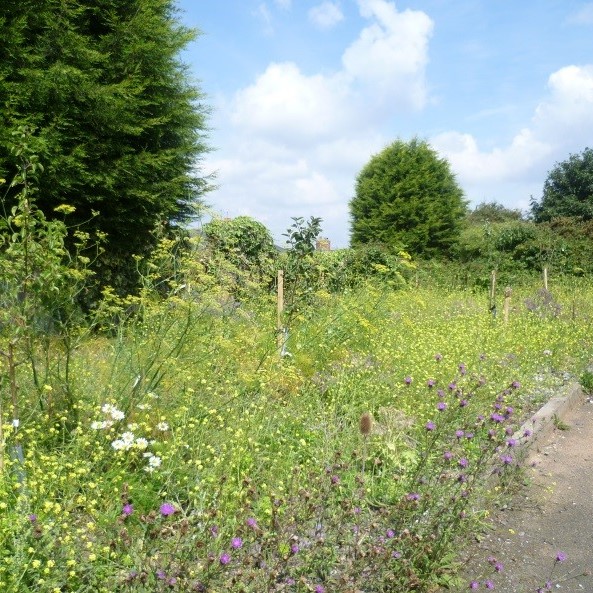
[316,238,331,251]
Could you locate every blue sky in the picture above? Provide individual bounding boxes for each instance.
[178,0,593,248]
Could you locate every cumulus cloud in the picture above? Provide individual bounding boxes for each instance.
[432,64,593,206]
[231,62,353,145]
[309,1,344,30]
[232,0,433,142]
[343,0,433,108]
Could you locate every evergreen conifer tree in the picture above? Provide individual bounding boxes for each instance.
[0,0,210,290]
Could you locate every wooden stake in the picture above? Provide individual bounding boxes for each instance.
[503,286,512,324]
[277,270,284,349]
[543,267,548,291]
[489,270,497,315]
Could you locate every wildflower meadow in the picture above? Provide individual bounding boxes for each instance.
[1,191,592,591]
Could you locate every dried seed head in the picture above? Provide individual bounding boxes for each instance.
[359,412,373,436]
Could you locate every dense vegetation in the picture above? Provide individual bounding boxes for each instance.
[1,163,592,591]
[531,147,593,222]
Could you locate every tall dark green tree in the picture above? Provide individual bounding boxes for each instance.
[0,0,210,289]
[350,138,467,257]
[531,147,593,222]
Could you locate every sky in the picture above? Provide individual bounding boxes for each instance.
[177,0,593,248]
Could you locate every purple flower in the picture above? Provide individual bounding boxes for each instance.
[290,543,299,554]
[458,458,469,468]
[122,503,134,516]
[485,579,495,589]
[458,474,467,483]
[404,376,413,385]
[210,525,219,537]
[465,432,474,440]
[406,492,420,501]
[555,551,567,563]
[437,389,445,398]
[448,382,457,391]
[494,561,503,572]
[28,514,37,523]
[219,553,231,565]
[523,429,532,438]
[231,537,243,549]
[490,413,504,423]
[511,380,521,389]
[455,430,465,439]
[246,517,257,529]
[459,399,468,407]
[459,363,467,375]
[386,529,395,539]
[507,438,517,448]
[315,586,325,593]
[500,454,513,465]
[437,402,447,411]
[443,450,453,461]
[157,570,167,580]
[392,550,402,558]
[505,426,514,435]
[427,378,436,388]
[469,582,479,590]
[168,577,177,586]
[435,353,443,361]
[330,475,340,485]
[159,503,175,517]
[425,421,436,431]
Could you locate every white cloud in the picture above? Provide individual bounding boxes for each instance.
[567,3,593,25]
[342,0,433,109]
[309,1,344,30]
[232,0,433,142]
[231,62,353,145]
[431,64,593,207]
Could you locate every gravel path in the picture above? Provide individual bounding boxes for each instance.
[454,394,593,592]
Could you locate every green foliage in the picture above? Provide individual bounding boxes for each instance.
[0,135,98,426]
[280,216,323,319]
[202,216,277,282]
[350,138,467,257]
[580,370,593,395]
[531,147,593,222]
[467,201,524,224]
[0,0,211,292]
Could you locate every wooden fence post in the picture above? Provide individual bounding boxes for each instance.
[489,270,497,316]
[543,267,548,291]
[277,270,284,349]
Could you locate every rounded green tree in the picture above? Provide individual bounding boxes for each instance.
[531,147,593,222]
[349,138,467,257]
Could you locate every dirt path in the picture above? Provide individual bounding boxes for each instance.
[457,396,593,592]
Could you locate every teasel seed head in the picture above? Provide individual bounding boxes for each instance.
[359,412,373,436]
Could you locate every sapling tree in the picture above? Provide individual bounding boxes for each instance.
[0,129,98,428]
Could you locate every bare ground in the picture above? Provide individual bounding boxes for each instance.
[453,396,593,592]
